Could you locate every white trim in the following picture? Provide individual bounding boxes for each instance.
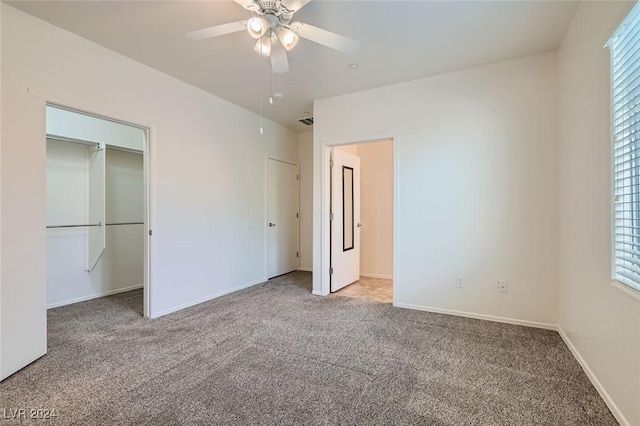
[144,125,154,319]
[312,290,325,296]
[392,137,399,306]
[319,146,331,296]
[47,284,143,309]
[298,267,313,272]
[265,156,300,278]
[394,302,557,330]
[264,156,269,281]
[557,327,631,426]
[316,134,397,298]
[42,99,154,319]
[610,280,640,302]
[150,278,266,318]
[360,272,393,280]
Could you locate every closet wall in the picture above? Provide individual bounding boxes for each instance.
[46,106,145,307]
[105,148,144,296]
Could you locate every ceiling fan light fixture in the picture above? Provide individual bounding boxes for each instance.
[247,17,268,39]
[254,35,272,56]
[278,27,299,51]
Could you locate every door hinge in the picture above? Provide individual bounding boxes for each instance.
[296,212,299,218]
[149,230,153,236]
[297,174,299,180]
[330,212,334,221]
[330,159,334,167]
[296,252,299,258]
[329,267,334,275]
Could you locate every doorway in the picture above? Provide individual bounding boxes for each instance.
[266,158,299,279]
[45,104,150,316]
[328,140,394,303]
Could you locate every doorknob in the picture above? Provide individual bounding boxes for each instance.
[269,223,276,227]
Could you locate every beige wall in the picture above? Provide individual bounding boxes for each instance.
[356,140,394,278]
[314,52,559,327]
[298,131,313,271]
[557,2,639,425]
[334,144,358,156]
[1,4,298,379]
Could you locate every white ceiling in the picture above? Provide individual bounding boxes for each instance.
[7,0,579,131]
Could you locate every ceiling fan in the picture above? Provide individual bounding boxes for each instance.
[185,0,361,74]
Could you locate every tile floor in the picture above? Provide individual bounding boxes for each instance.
[334,276,393,303]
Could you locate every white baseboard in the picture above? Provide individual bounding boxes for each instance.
[151,278,266,318]
[394,302,557,330]
[360,272,393,280]
[47,284,143,309]
[298,268,313,272]
[312,290,325,296]
[557,326,630,426]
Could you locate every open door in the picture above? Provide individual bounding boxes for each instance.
[330,149,360,292]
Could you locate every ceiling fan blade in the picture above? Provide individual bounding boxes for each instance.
[280,0,310,12]
[185,20,247,41]
[271,39,290,74]
[233,0,260,11]
[291,22,361,54]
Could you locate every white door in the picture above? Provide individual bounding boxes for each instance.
[266,159,299,278]
[330,149,360,292]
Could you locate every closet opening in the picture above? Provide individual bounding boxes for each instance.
[45,104,150,317]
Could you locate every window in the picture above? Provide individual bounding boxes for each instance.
[611,3,640,293]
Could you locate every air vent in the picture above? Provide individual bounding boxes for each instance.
[298,117,314,126]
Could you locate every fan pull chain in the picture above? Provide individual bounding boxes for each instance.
[269,69,274,105]
[259,37,265,135]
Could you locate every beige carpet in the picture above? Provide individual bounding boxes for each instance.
[334,276,393,303]
[0,272,616,425]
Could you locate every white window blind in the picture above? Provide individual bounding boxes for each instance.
[612,3,640,293]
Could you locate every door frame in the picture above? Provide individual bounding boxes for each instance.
[264,155,300,279]
[316,136,398,305]
[45,101,154,318]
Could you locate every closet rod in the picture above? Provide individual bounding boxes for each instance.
[105,222,143,226]
[47,223,101,229]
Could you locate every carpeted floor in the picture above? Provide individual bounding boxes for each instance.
[1,272,616,425]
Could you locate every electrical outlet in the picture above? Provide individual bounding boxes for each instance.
[233,262,239,271]
[497,280,508,293]
[456,275,465,288]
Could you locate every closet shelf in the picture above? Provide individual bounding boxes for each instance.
[47,222,101,229]
[46,222,143,228]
